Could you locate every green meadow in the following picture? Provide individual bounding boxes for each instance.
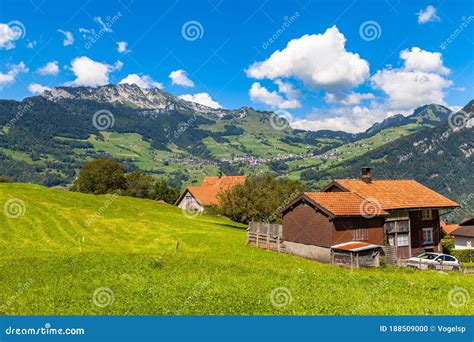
[0,183,472,315]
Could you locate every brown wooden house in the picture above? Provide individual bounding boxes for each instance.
[281,168,459,263]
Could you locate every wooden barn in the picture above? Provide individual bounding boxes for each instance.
[280,168,459,266]
[175,176,246,212]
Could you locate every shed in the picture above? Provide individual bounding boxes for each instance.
[330,241,382,268]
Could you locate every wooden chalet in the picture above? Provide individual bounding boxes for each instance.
[281,168,459,265]
[442,217,474,250]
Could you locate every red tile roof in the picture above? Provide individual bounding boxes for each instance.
[180,176,246,206]
[304,192,389,217]
[331,179,459,210]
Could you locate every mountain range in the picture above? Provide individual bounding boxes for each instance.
[0,84,472,221]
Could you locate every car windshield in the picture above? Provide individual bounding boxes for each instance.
[417,253,438,260]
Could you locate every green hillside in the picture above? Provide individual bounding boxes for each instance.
[1,183,472,315]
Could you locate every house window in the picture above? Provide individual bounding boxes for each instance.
[467,240,472,248]
[422,228,434,244]
[421,210,433,221]
[353,228,368,241]
[397,233,409,247]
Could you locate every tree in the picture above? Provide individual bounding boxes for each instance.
[72,159,126,194]
[218,174,305,224]
[124,171,154,198]
[151,179,181,204]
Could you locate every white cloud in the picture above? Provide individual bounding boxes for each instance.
[371,47,452,111]
[117,41,129,54]
[28,83,51,94]
[417,5,440,24]
[57,29,74,46]
[178,93,222,109]
[372,70,451,111]
[292,106,385,133]
[26,40,36,48]
[274,79,300,100]
[119,73,163,89]
[400,47,449,75]
[94,17,112,33]
[0,23,21,50]
[249,82,301,109]
[70,56,119,87]
[246,26,370,91]
[169,69,194,87]
[0,62,28,87]
[325,92,375,106]
[37,61,59,76]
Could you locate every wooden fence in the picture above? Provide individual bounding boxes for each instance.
[247,222,283,252]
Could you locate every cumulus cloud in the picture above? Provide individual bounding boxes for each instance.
[371,47,452,111]
[324,92,375,106]
[0,23,22,50]
[417,5,440,24]
[70,56,121,87]
[249,82,301,109]
[292,106,386,133]
[57,29,74,46]
[246,26,370,91]
[119,73,163,89]
[178,93,222,109]
[400,47,449,75]
[169,69,194,87]
[37,61,59,76]
[0,62,28,87]
[117,41,129,54]
[28,83,51,94]
[274,79,301,100]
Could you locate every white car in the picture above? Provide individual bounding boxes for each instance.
[407,253,461,271]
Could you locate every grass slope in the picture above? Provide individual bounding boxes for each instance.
[0,184,472,315]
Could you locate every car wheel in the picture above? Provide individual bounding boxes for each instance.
[453,266,460,272]
[428,264,435,270]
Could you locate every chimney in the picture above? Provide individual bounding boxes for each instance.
[361,167,372,183]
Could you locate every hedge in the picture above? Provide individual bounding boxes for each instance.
[451,249,474,263]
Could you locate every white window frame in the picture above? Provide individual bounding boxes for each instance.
[421,210,433,221]
[397,233,409,247]
[422,227,434,245]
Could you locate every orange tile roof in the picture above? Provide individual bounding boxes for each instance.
[183,176,246,206]
[440,220,459,235]
[304,192,388,217]
[333,179,459,210]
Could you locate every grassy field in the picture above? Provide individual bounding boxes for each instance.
[0,183,472,315]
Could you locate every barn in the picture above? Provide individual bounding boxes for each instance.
[175,176,246,212]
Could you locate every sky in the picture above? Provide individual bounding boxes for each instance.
[0,0,473,133]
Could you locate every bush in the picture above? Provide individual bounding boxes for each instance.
[0,176,12,183]
[151,179,181,204]
[218,174,305,224]
[452,249,474,263]
[72,159,126,195]
[124,171,154,198]
[440,237,455,254]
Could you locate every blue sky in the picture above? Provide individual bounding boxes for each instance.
[0,0,472,132]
